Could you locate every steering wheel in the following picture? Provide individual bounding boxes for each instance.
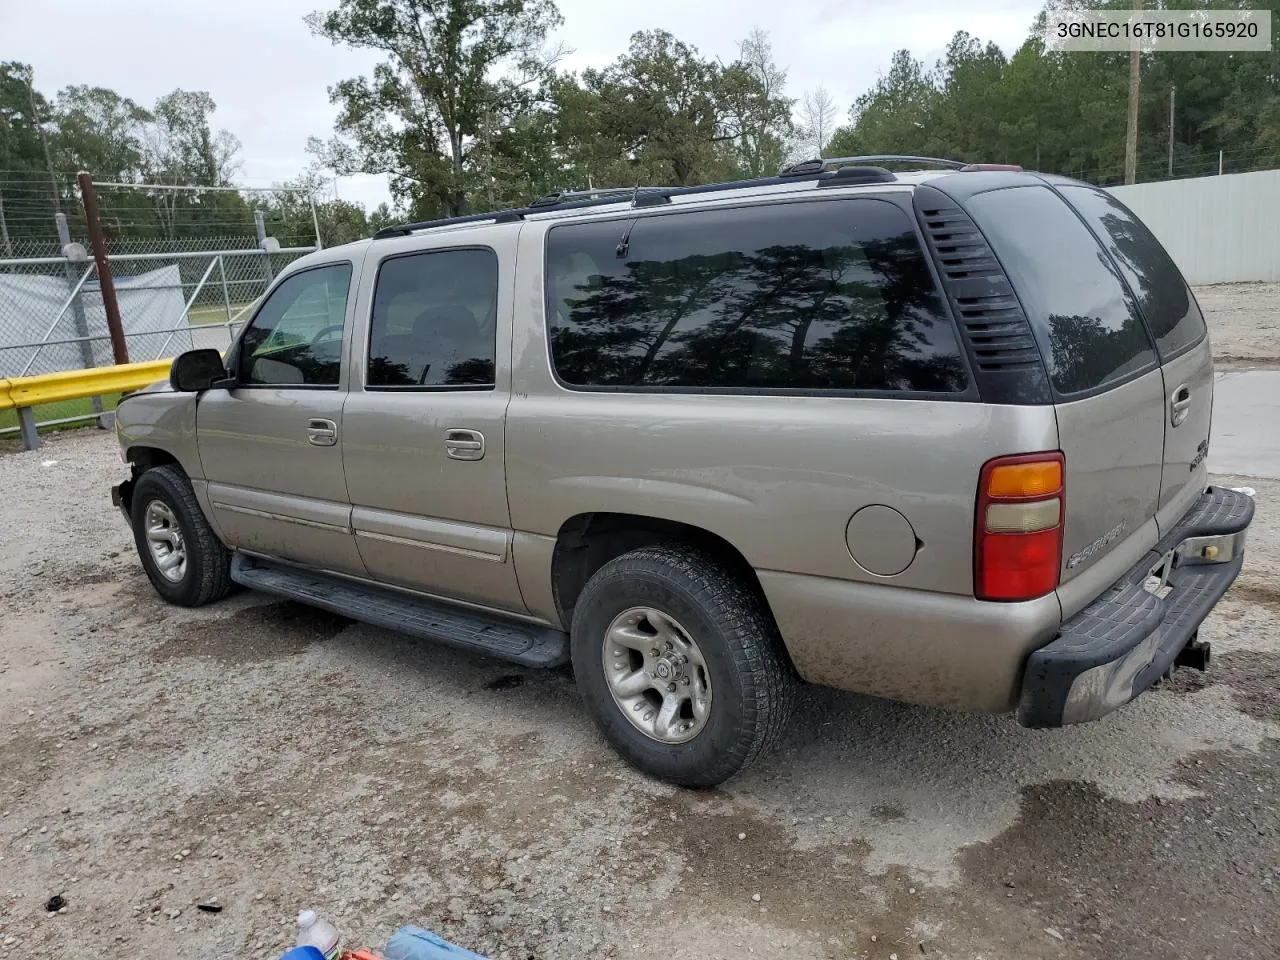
[308,324,345,345]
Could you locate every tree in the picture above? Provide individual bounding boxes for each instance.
[576,30,733,186]
[796,85,837,160]
[143,90,241,187]
[134,90,245,240]
[827,50,938,158]
[54,86,151,182]
[722,29,794,177]
[0,62,64,243]
[308,0,564,217]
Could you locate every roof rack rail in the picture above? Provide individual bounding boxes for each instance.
[529,186,673,206]
[371,165,909,239]
[819,155,967,171]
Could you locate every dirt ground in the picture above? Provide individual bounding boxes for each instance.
[1195,282,1280,367]
[1,281,1277,960]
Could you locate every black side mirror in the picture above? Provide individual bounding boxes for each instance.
[170,349,228,392]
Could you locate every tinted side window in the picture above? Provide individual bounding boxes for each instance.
[368,249,498,388]
[238,263,352,386]
[966,185,1157,396]
[546,199,968,393]
[1059,185,1206,359]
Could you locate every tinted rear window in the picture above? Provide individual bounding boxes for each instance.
[966,185,1157,397]
[1058,185,1206,359]
[545,198,968,394]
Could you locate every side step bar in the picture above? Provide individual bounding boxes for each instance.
[230,554,569,667]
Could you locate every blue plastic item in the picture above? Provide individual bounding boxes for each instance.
[384,925,492,960]
[279,948,326,960]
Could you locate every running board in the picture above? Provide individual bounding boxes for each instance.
[230,554,568,667]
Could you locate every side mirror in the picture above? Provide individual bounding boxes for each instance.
[169,349,228,392]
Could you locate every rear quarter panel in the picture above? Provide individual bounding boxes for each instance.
[506,222,1062,709]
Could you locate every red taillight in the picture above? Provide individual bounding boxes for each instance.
[975,452,1065,601]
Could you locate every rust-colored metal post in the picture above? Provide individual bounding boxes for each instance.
[77,172,128,364]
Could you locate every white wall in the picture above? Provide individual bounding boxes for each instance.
[1107,169,1280,285]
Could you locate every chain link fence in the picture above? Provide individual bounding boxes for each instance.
[1,240,315,438]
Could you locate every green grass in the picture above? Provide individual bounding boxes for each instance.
[0,393,121,437]
[187,301,255,327]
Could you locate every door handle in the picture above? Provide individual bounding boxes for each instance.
[307,418,338,446]
[1170,384,1191,427]
[445,428,485,461]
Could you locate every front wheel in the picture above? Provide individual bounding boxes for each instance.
[130,465,232,607]
[570,544,796,788]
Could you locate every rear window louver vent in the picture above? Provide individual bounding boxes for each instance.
[919,209,1038,370]
[912,185,1050,404]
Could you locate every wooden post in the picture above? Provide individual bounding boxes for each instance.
[77,172,128,365]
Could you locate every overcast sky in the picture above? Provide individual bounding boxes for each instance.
[3,0,1044,213]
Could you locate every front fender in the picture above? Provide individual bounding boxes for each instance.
[115,387,203,480]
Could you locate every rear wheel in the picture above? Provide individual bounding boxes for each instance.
[130,465,232,607]
[570,544,795,787]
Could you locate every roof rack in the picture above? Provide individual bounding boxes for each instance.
[529,186,673,206]
[781,155,968,175]
[371,165,906,239]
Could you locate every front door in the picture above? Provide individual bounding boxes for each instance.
[196,260,366,576]
[341,236,527,614]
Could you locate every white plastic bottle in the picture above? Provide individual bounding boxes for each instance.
[296,908,341,960]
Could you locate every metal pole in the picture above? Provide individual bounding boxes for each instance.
[1124,0,1141,185]
[1167,85,1175,178]
[78,172,128,364]
[218,255,233,342]
[254,210,273,285]
[309,195,324,250]
[1219,150,1224,175]
[0,192,11,259]
[57,212,105,421]
[18,407,40,451]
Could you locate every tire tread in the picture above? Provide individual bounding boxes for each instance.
[572,543,796,786]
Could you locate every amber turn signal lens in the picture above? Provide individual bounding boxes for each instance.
[987,460,1063,499]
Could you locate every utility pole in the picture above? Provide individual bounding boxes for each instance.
[1125,0,1142,185]
[1167,85,1176,178]
[77,173,128,365]
[27,73,62,215]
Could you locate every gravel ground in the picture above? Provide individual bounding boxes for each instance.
[1,284,1277,960]
[1194,282,1280,367]
[0,428,1276,960]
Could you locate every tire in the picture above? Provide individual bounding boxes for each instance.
[570,544,796,788]
[130,465,233,607]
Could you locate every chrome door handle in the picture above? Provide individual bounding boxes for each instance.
[1170,384,1191,427]
[307,418,338,446]
[445,428,485,461]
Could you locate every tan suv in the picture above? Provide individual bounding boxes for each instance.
[112,157,1253,787]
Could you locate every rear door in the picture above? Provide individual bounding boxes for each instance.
[965,185,1165,595]
[1055,185,1213,533]
[340,233,528,614]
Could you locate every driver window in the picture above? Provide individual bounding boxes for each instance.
[237,263,353,386]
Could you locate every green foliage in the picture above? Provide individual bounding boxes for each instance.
[829,0,1280,183]
[6,0,1280,248]
[308,0,564,216]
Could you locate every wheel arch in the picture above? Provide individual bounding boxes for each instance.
[549,512,785,653]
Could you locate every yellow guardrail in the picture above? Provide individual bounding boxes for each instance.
[1,358,174,450]
[0,358,172,412]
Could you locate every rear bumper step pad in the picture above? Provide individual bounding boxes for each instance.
[1018,486,1254,727]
